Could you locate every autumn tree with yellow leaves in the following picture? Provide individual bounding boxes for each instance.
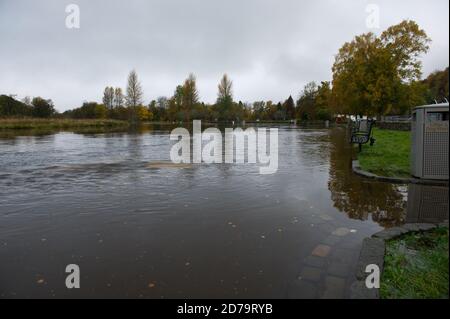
[331,20,431,117]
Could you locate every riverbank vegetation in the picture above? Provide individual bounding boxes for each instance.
[1,20,448,126]
[0,118,128,130]
[381,227,449,299]
[358,128,411,178]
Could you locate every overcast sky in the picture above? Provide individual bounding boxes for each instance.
[0,0,448,111]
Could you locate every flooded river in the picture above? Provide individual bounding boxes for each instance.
[0,125,447,298]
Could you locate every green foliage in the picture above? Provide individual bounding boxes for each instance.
[1,95,55,119]
[31,97,56,118]
[0,95,32,117]
[423,67,449,103]
[381,227,449,299]
[296,81,332,121]
[284,96,295,119]
[64,102,108,119]
[316,108,332,121]
[215,74,234,121]
[109,106,131,121]
[251,101,267,121]
[148,98,168,122]
[181,73,200,122]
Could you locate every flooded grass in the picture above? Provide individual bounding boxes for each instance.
[358,128,411,178]
[381,227,449,299]
[0,118,129,130]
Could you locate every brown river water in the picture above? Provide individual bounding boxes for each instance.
[0,124,447,298]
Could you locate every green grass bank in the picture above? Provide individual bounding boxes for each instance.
[358,128,411,178]
[381,227,449,299]
[0,118,129,130]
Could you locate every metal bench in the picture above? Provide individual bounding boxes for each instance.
[350,119,376,152]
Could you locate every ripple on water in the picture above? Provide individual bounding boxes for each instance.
[0,127,445,298]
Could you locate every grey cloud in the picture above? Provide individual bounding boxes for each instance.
[0,0,448,111]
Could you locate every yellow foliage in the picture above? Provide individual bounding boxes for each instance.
[331,20,431,116]
[136,106,153,121]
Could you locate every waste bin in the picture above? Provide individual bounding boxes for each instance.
[411,103,449,180]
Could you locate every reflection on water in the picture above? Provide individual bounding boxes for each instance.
[0,125,447,298]
[406,184,449,223]
[327,129,407,227]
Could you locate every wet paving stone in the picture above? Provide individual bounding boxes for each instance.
[312,244,331,257]
[322,276,346,299]
[288,279,318,299]
[338,239,361,250]
[331,247,357,263]
[317,224,337,235]
[303,255,328,268]
[327,262,351,278]
[299,266,322,282]
[332,227,351,237]
[322,235,341,246]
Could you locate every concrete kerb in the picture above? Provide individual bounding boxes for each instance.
[352,160,449,186]
[350,221,449,299]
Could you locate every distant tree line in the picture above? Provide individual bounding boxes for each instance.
[1,20,448,121]
[0,95,55,118]
[422,67,449,104]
